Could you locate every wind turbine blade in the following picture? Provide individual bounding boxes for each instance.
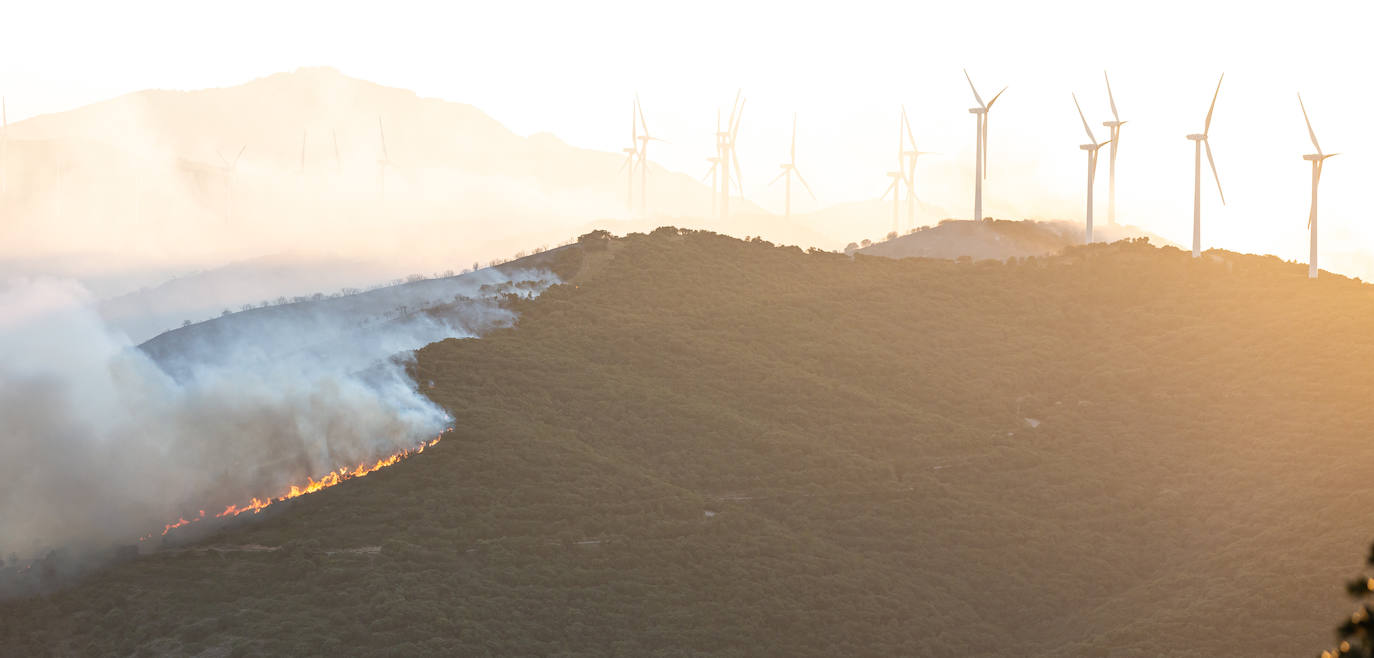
[901,105,917,151]
[963,69,986,108]
[217,149,228,167]
[1297,93,1322,155]
[618,153,633,174]
[1204,140,1224,205]
[233,144,247,167]
[880,178,896,200]
[1204,73,1223,136]
[701,163,717,182]
[769,169,788,186]
[636,93,649,135]
[1104,70,1119,122]
[794,168,816,200]
[731,98,747,139]
[986,86,1007,109]
[1072,93,1096,143]
[726,89,742,132]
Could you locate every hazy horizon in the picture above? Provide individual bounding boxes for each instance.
[4,0,1371,282]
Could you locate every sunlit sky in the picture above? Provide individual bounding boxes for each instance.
[4,0,1371,269]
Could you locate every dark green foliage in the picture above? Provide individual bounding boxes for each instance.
[1322,545,1374,657]
[4,229,1374,656]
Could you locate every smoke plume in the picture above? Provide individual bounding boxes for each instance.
[0,267,555,567]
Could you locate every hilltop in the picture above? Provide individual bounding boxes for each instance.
[4,229,1373,656]
[853,217,1167,260]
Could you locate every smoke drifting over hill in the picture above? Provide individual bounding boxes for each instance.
[0,267,556,565]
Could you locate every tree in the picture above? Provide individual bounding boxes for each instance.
[1323,543,1374,657]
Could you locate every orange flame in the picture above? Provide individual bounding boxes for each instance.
[141,430,449,541]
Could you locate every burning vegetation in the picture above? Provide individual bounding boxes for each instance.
[144,430,449,541]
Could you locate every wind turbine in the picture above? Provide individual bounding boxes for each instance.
[879,109,905,235]
[1102,72,1126,225]
[1072,94,1111,243]
[718,90,745,218]
[217,144,247,221]
[376,116,392,201]
[1186,74,1225,259]
[1299,93,1337,280]
[900,105,935,233]
[634,93,667,216]
[703,111,721,217]
[964,69,1007,221]
[769,113,816,220]
[617,98,638,212]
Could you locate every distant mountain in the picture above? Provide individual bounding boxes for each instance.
[0,67,765,269]
[853,218,1169,260]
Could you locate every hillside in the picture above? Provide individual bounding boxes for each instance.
[4,229,1373,656]
[854,217,1167,260]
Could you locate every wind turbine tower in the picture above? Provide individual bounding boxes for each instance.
[703,111,721,217]
[618,99,638,212]
[718,90,745,218]
[1072,94,1110,243]
[900,105,934,233]
[769,113,815,219]
[1299,93,1337,280]
[1102,72,1126,225]
[1186,75,1225,258]
[879,110,905,235]
[964,70,1006,221]
[633,94,665,216]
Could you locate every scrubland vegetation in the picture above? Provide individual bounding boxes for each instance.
[4,228,1374,656]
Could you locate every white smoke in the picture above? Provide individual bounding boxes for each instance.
[0,268,555,560]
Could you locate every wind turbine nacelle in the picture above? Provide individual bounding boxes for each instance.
[1186,133,1206,141]
[968,108,986,114]
[1079,144,1097,151]
[1102,121,1125,127]
[1303,154,1323,161]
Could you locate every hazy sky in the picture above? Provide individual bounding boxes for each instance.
[4,0,1371,267]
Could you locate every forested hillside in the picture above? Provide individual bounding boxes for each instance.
[4,228,1374,656]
